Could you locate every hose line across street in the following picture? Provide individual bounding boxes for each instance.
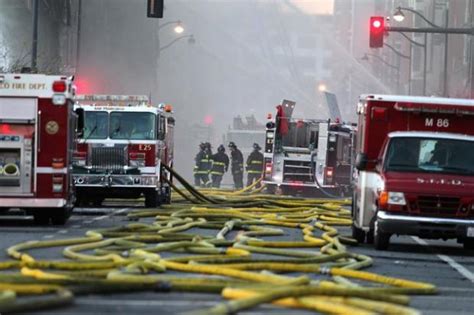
[0,167,436,314]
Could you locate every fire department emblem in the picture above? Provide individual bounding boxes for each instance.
[45,121,59,135]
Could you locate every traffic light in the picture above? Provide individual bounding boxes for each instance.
[369,16,385,48]
[147,0,163,18]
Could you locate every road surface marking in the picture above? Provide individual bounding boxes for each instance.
[57,230,68,234]
[71,225,81,229]
[83,220,93,224]
[42,235,54,239]
[412,237,474,283]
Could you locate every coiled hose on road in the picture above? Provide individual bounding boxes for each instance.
[0,167,436,314]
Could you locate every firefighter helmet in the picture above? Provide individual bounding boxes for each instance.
[199,142,206,150]
[218,144,225,152]
[228,141,237,148]
[253,143,261,151]
[205,142,212,150]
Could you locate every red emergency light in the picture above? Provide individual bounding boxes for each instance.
[0,123,12,134]
[204,115,213,126]
[52,80,67,93]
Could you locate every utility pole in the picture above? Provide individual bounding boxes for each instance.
[442,5,449,97]
[31,0,39,72]
[470,0,474,98]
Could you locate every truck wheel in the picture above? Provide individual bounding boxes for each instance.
[351,224,366,243]
[33,211,50,225]
[265,185,276,194]
[144,190,160,208]
[92,198,104,207]
[463,238,474,250]
[374,221,390,250]
[51,207,72,225]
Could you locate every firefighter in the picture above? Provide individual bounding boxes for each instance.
[210,144,229,188]
[193,142,211,187]
[228,141,244,189]
[246,143,264,187]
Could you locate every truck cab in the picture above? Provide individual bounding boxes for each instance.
[352,94,474,250]
[72,95,174,207]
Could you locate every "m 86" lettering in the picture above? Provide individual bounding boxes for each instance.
[425,118,449,128]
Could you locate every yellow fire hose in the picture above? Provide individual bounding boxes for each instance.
[0,167,436,314]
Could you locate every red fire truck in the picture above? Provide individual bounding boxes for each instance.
[73,95,174,207]
[0,73,79,225]
[263,101,355,196]
[352,94,474,250]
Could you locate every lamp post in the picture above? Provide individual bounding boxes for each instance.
[384,42,411,94]
[31,0,39,72]
[392,6,446,96]
[159,35,195,53]
[154,20,193,98]
[361,53,400,93]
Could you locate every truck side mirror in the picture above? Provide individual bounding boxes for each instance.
[355,152,368,170]
[75,108,84,136]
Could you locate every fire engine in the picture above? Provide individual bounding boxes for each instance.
[263,101,355,196]
[0,73,79,225]
[352,94,474,250]
[73,95,174,207]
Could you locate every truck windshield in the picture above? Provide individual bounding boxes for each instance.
[109,112,156,140]
[83,111,108,139]
[385,137,474,175]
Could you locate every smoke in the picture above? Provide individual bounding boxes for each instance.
[0,0,387,181]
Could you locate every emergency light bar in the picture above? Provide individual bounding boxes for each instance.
[394,103,474,115]
[76,95,149,102]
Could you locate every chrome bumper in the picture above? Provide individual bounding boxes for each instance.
[73,174,158,188]
[377,211,474,226]
[377,211,474,238]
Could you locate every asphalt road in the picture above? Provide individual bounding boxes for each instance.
[1,201,474,315]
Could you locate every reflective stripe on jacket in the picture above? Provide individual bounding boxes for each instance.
[210,152,229,176]
[246,151,264,174]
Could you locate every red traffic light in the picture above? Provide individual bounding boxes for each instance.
[369,16,385,48]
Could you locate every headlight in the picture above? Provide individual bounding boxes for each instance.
[388,192,406,205]
[379,191,406,208]
[129,160,145,167]
[73,159,86,166]
[52,94,66,105]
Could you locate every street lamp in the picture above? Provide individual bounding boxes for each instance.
[173,22,184,34]
[318,83,327,92]
[393,8,405,23]
[159,20,185,32]
[392,6,444,96]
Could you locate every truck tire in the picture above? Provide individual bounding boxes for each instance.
[51,207,72,226]
[33,211,50,225]
[373,221,390,250]
[92,198,104,207]
[265,185,276,194]
[463,238,474,250]
[144,190,160,208]
[351,224,366,243]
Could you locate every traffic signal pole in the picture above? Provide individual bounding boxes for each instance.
[385,26,473,35]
